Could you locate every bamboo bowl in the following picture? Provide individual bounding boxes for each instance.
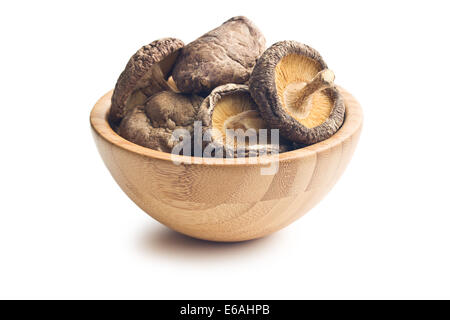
[90,88,362,242]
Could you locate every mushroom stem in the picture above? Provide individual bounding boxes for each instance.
[224,110,265,131]
[284,69,335,119]
[141,65,173,96]
[167,76,180,92]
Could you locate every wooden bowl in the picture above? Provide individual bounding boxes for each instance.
[90,88,363,242]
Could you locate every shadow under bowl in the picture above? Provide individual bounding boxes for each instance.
[90,88,363,242]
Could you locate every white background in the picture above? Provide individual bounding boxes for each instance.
[1,0,449,299]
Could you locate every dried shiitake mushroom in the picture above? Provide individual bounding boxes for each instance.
[198,84,287,157]
[118,91,203,153]
[249,40,345,145]
[109,38,184,124]
[172,16,266,94]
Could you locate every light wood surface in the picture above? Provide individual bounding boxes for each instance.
[90,88,363,242]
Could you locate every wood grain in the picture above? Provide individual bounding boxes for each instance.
[90,88,363,242]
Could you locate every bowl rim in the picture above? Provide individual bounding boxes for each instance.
[90,88,363,166]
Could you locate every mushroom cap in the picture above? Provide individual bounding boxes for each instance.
[199,84,288,157]
[249,40,345,145]
[118,91,203,154]
[117,105,174,153]
[110,38,184,124]
[144,91,203,133]
[172,16,266,94]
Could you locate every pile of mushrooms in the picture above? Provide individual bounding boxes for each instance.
[110,16,345,157]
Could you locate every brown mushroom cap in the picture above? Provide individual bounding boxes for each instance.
[172,16,266,94]
[249,40,345,145]
[118,91,203,154]
[144,91,203,133]
[198,84,288,157]
[109,38,184,124]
